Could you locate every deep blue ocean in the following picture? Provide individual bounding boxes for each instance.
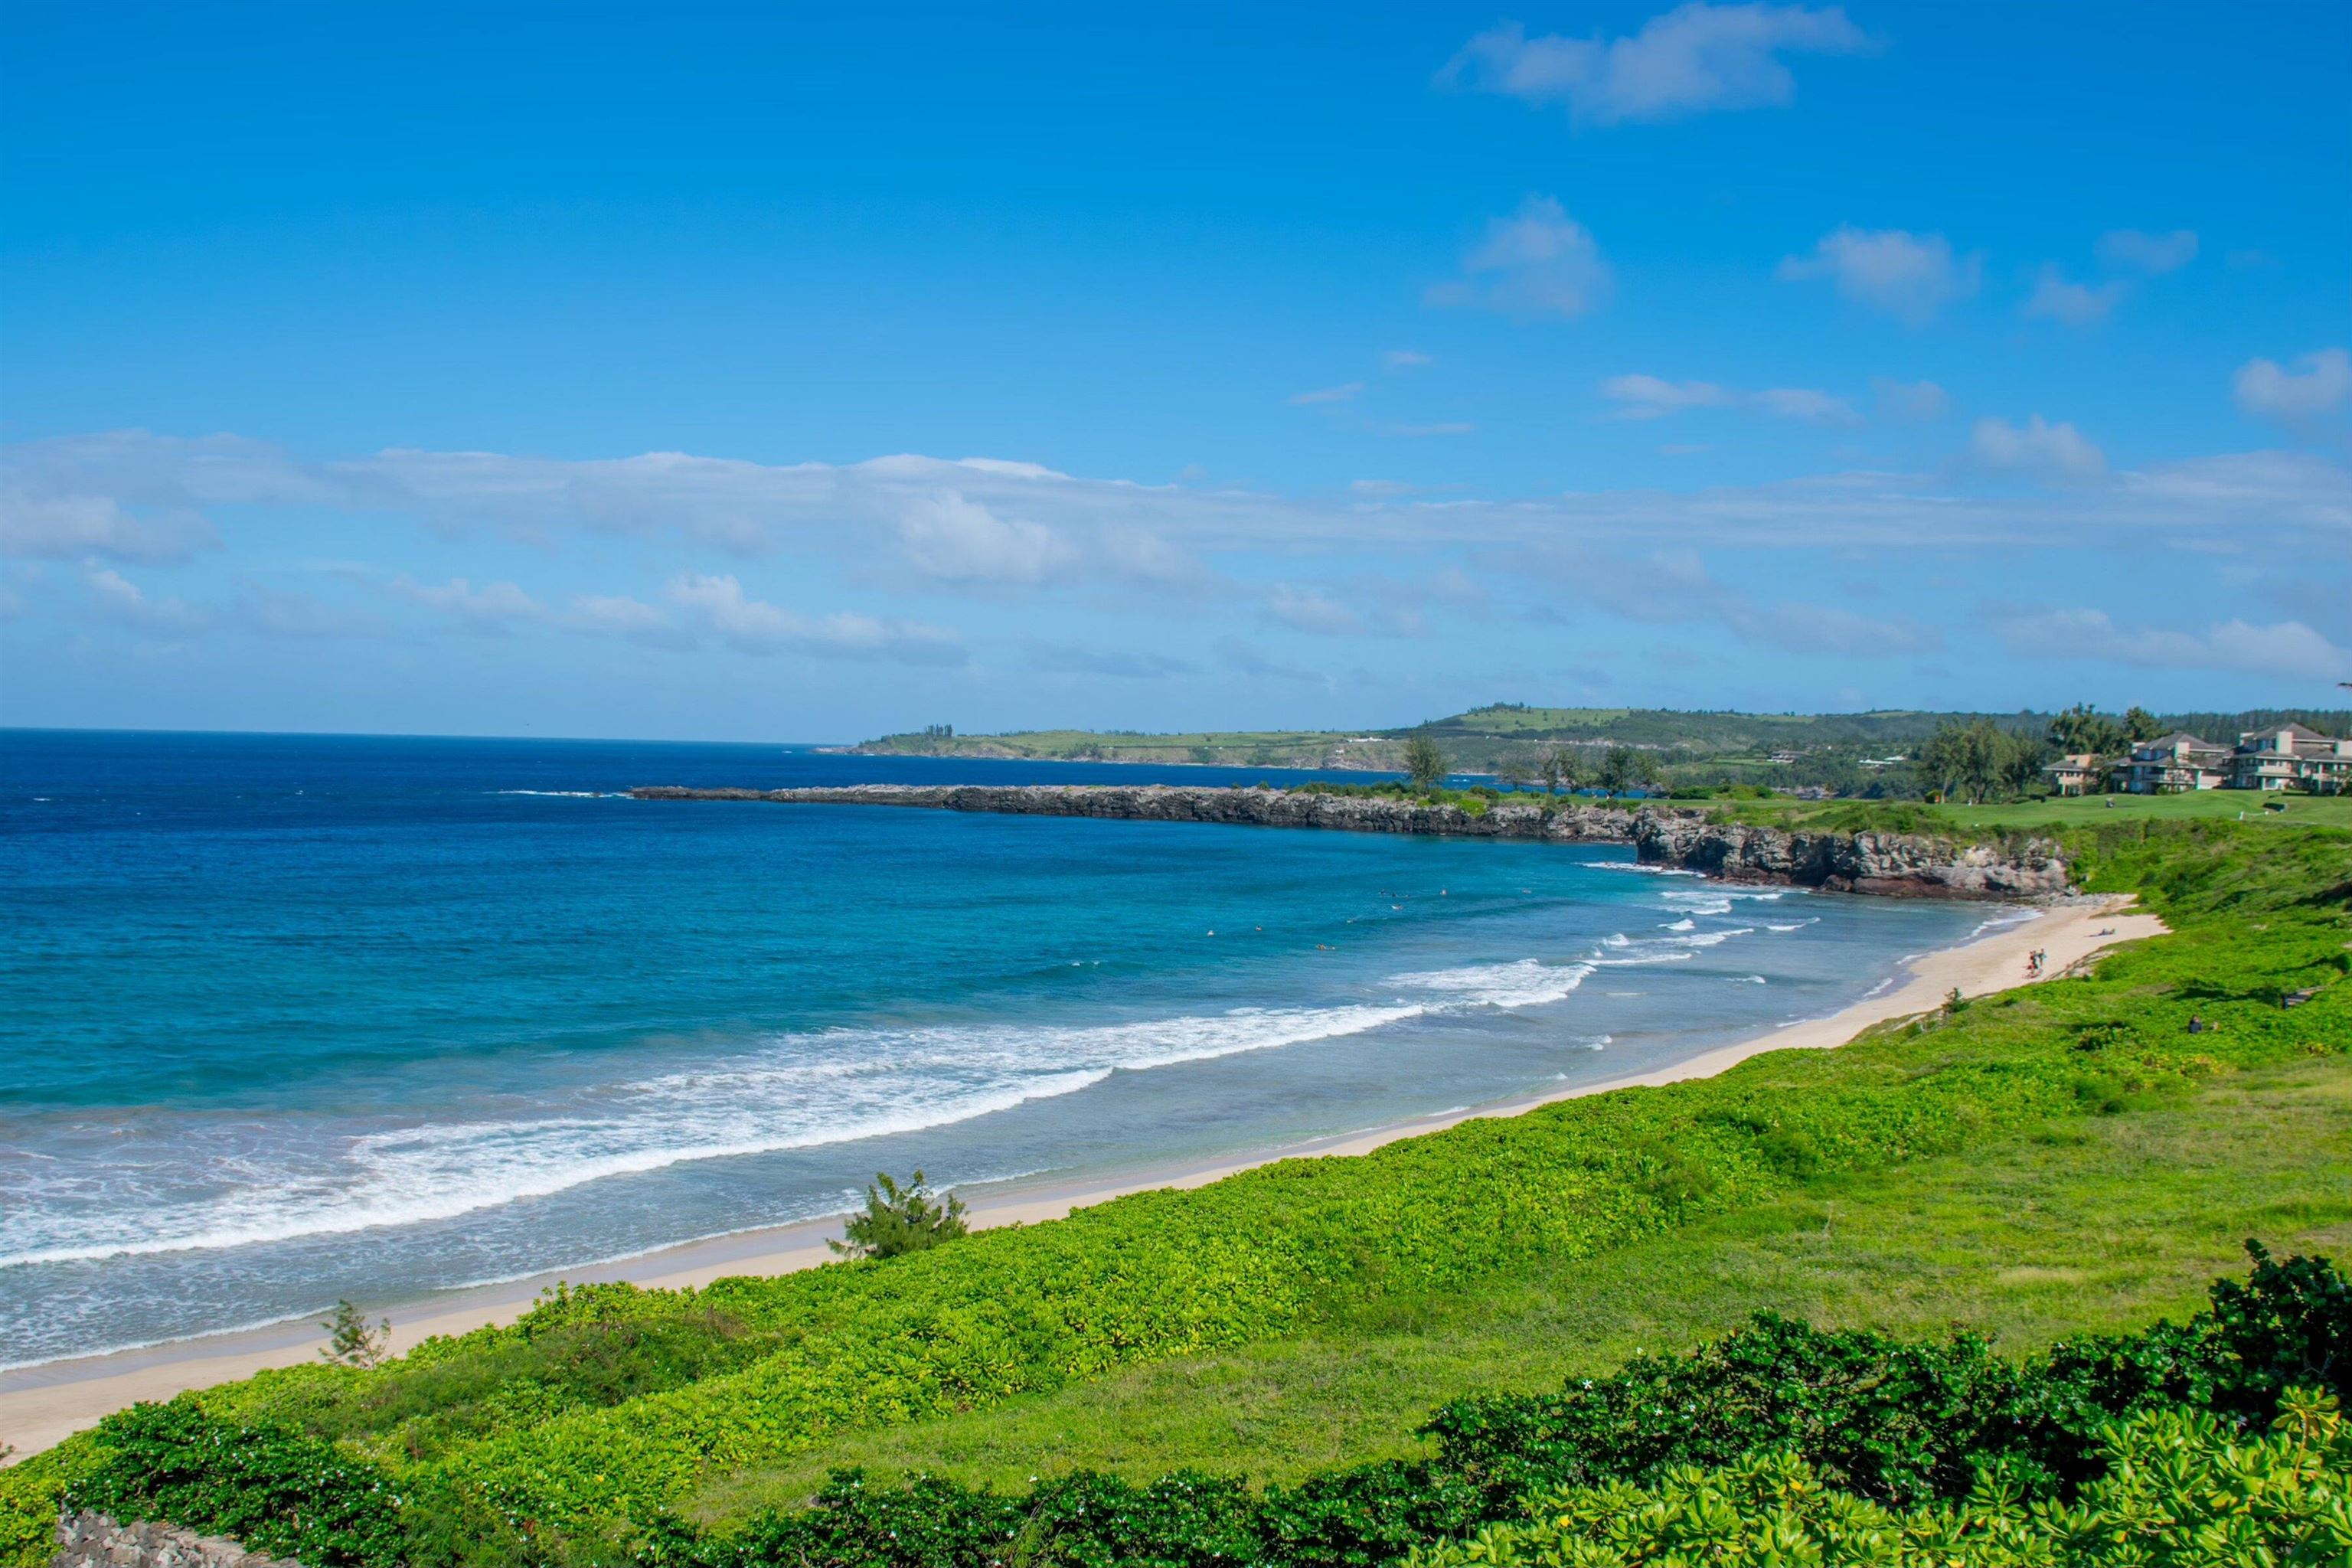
[0,730,2007,1367]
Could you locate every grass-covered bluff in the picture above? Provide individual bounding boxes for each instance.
[2,812,2346,1566]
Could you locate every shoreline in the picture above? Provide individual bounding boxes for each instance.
[0,893,2163,1461]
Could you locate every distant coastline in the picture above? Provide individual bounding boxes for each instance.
[630,782,2076,900]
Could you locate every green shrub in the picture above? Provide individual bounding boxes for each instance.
[828,1171,970,1260]
[1405,1390,2352,1567]
[63,1402,407,1566]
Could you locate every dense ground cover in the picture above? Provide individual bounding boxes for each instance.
[700,1049,2352,1511]
[3,816,2345,1566]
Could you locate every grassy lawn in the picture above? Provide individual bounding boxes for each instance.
[692,1050,2352,1524]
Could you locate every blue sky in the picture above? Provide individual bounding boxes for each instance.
[3,1,2347,740]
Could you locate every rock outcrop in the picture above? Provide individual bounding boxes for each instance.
[52,1511,299,1568]
[629,785,2070,900]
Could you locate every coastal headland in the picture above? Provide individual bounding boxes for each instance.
[629,783,2074,900]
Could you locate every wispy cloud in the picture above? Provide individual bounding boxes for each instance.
[1776,227,1981,325]
[1971,415,2107,483]
[390,575,547,630]
[2233,348,2350,423]
[1604,375,1857,426]
[1870,377,1948,422]
[82,563,206,633]
[1382,350,1434,371]
[1287,381,1364,406]
[2096,228,2198,275]
[1441,5,1870,125]
[2020,264,2125,327]
[665,573,965,664]
[1994,606,2350,681]
[1428,195,1611,319]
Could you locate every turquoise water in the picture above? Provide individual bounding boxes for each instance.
[0,730,2004,1367]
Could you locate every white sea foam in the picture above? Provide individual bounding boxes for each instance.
[2,961,1611,1269]
[1595,861,1703,877]
[1662,917,1697,932]
[1766,918,1820,933]
[1736,975,1768,985]
[492,789,627,799]
[1387,959,1596,1010]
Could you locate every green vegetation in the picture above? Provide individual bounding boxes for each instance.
[1413,1394,2350,1567]
[1403,735,1449,791]
[318,1301,393,1370]
[3,815,2346,1566]
[826,1171,970,1261]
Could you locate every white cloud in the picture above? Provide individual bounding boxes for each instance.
[2097,228,2198,275]
[1431,195,1612,318]
[1522,545,1939,655]
[391,576,547,626]
[1748,387,1861,426]
[1602,374,1731,419]
[1604,377,1855,425]
[1288,381,1364,406]
[665,573,964,664]
[890,491,1075,585]
[1870,377,1949,422]
[1442,5,1869,124]
[2233,348,2351,422]
[1994,607,2351,681]
[1971,415,2107,482]
[2,487,220,564]
[1383,350,1434,371]
[1350,479,1414,497]
[2020,264,2125,326]
[1776,227,1981,325]
[562,593,685,646]
[10,430,2344,575]
[82,564,205,632]
[1266,584,1367,637]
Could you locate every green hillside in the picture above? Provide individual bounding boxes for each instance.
[854,704,2352,797]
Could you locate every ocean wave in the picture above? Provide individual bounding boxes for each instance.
[2,969,1600,1269]
[1386,959,1596,1010]
[1766,918,1820,932]
[1594,861,1703,877]
[492,789,628,799]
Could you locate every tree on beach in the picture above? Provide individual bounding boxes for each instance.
[1404,735,1449,791]
[319,1299,390,1368]
[830,1169,970,1259]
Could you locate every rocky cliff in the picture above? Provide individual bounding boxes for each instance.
[628,785,2070,899]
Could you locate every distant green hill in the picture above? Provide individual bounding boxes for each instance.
[850,704,2352,796]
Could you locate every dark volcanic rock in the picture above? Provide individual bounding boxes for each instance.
[627,784,2069,900]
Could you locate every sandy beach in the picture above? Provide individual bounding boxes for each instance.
[0,893,2164,1461]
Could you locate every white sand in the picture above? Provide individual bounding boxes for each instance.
[0,893,2163,1461]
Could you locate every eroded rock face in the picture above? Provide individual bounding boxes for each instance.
[52,1511,300,1568]
[629,784,2072,900]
